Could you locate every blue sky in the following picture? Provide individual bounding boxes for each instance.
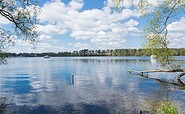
[1,0,185,53]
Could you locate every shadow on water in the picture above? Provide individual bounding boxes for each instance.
[5,103,111,114]
[0,97,7,114]
[6,103,150,114]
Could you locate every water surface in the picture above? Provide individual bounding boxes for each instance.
[0,56,185,114]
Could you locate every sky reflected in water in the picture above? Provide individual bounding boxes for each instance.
[0,56,185,114]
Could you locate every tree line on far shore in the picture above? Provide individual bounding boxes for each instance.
[3,48,185,57]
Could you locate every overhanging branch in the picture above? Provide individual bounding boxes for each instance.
[128,68,185,87]
[128,68,185,79]
[0,9,25,32]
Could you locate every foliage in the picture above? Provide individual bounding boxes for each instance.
[4,48,185,57]
[146,99,180,114]
[143,0,185,69]
[0,51,7,64]
[0,0,39,63]
[157,101,179,114]
[112,0,185,70]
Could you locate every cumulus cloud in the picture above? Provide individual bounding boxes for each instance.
[167,17,185,32]
[35,34,65,52]
[68,0,84,10]
[167,17,185,48]
[91,31,126,46]
[74,42,90,49]
[4,0,185,53]
[70,31,96,39]
[36,0,140,49]
[67,42,90,50]
[39,34,53,41]
[36,24,68,35]
[125,19,139,27]
[168,36,185,48]
[8,34,65,53]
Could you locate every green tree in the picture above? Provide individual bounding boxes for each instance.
[0,0,39,63]
[113,0,185,70]
[114,0,185,81]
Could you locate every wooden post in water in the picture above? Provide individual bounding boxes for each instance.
[72,75,74,85]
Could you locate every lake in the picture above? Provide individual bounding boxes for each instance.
[0,56,185,114]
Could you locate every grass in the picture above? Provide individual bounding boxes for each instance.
[157,101,179,114]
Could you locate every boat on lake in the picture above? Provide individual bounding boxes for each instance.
[150,55,156,59]
[44,55,50,58]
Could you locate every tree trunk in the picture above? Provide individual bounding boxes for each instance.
[128,68,185,87]
[128,68,185,79]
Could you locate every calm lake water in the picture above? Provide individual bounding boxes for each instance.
[0,56,185,114]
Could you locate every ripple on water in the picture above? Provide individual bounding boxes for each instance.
[2,74,32,94]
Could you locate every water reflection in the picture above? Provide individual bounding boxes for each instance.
[0,97,7,114]
[0,57,184,114]
[3,74,32,94]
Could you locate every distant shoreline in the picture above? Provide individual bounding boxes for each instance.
[5,48,185,57]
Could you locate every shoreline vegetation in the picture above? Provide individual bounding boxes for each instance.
[3,48,185,57]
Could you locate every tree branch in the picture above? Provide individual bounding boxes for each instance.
[177,72,185,79]
[128,68,185,79]
[128,69,185,87]
[0,9,25,32]
[157,0,181,34]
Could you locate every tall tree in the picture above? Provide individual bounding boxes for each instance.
[0,0,39,63]
[113,0,185,80]
[113,0,185,70]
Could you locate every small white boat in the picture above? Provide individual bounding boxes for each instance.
[44,55,50,58]
[150,55,156,59]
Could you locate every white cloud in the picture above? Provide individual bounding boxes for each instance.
[112,27,127,33]
[36,24,67,35]
[38,0,69,23]
[6,0,185,52]
[128,27,141,33]
[73,42,90,49]
[70,31,96,39]
[91,31,126,46]
[36,0,140,49]
[167,17,185,48]
[8,34,65,53]
[168,37,185,48]
[69,0,84,10]
[67,42,90,50]
[0,16,11,25]
[125,19,139,27]
[167,17,185,32]
[39,34,53,41]
[35,34,65,52]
